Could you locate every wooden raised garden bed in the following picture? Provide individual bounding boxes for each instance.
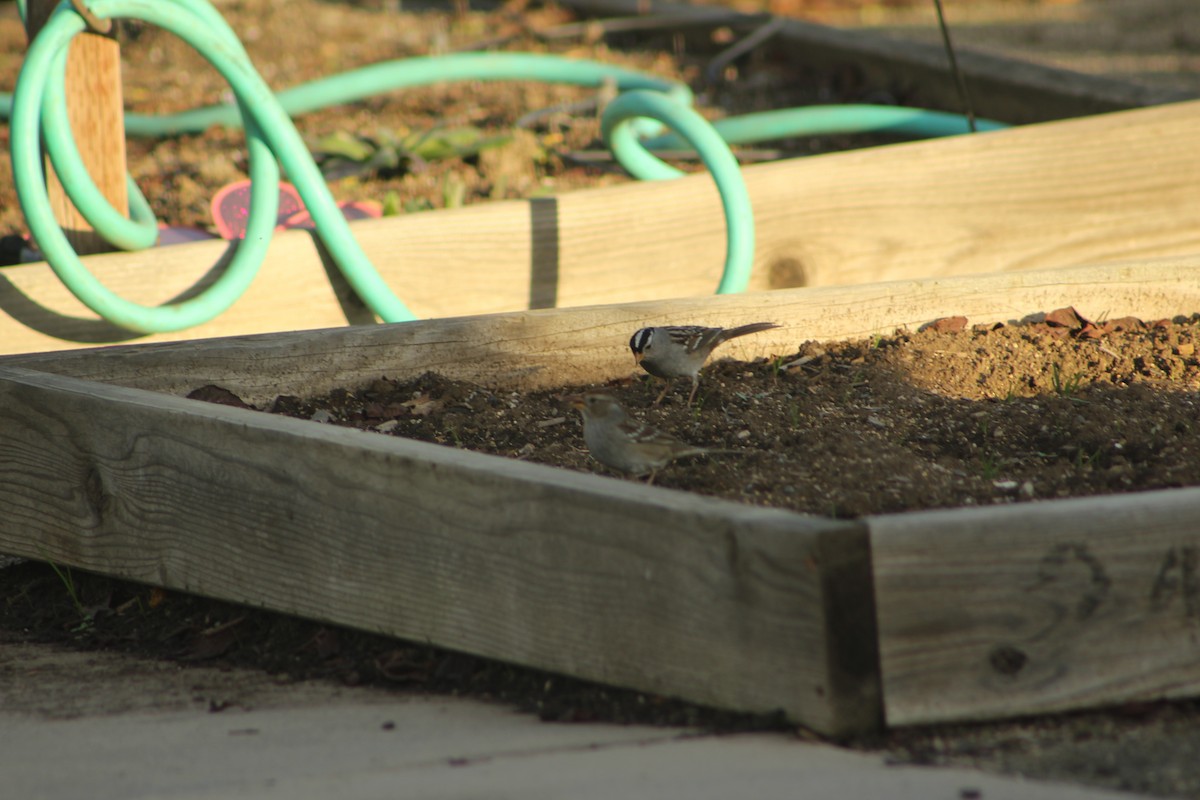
[4,2,1200,738]
[3,0,1199,355]
[563,0,1196,122]
[4,259,1200,736]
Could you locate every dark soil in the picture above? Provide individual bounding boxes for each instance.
[0,558,789,732]
[260,309,1200,520]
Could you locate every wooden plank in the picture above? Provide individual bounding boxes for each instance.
[26,1,129,255]
[0,366,878,735]
[869,490,1200,726]
[5,257,1199,407]
[3,98,1200,355]
[561,0,1195,122]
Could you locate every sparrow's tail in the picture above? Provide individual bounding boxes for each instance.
[719,321,781,343]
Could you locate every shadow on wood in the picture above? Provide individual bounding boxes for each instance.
[3,99,1200,355]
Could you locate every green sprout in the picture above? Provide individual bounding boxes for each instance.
[311,125,513,181]
[1050,363,1086,397]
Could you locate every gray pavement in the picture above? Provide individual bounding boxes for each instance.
[0,640,1141,800]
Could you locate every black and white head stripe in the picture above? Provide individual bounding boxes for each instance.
[630,327,654,354]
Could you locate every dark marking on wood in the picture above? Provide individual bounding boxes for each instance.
[528,197,560,310]
[988,644,1028,677]
[83,466,109,523]
[1150,547,1181,611]
[725,529,740,570]
[1184,547,1199,621]
[1149,546,1200,622]
[1033,542,1110,621]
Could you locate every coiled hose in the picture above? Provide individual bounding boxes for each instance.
[6,0,1004,333]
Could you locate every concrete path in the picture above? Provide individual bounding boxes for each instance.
[1,641,1140,800]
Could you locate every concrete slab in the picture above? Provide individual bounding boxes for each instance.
[2,699,1139,800]
[0,641,1141,800]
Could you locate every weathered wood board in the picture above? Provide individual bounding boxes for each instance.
[5,258,1199,406]
[562,0,1195,123]
[869,490,1200,726]
[4,257,1200,730]
[4,98,1200,355]
[0,366,879,736]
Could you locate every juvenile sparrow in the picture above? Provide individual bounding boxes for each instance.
[629,322,781,405]
[565,392,727,484]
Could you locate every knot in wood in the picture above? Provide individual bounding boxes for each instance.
[988,643,1028,677]
[83,465,112,521]
[767,256,808,290]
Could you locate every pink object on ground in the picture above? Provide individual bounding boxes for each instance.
[210,180,381,239]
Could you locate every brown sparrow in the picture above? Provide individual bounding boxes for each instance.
[565,392,728,484]
[629,322,780,405]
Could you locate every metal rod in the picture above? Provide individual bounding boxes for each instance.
[932,0,977,133]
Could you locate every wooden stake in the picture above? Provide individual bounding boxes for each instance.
[25,0,129,255]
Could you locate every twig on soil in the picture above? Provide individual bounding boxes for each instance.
[704,15,788,85]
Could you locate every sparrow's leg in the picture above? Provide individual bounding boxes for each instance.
[652,378,673,406]
[686,376,700,406]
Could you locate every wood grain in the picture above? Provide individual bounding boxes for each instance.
[25,3,128,255]
[4,99,1200,354]
[0,366,878,734]
[870,490,1200,726]
[5,258,1199,407]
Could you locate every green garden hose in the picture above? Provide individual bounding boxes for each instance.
[7,0,1003,334]
[602,90,754,294]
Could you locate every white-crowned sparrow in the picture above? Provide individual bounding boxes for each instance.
[565,392,727,483]
[629,322,781,405]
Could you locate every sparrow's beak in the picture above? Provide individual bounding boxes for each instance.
[560,393,586,410]
[632,351,644,365]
